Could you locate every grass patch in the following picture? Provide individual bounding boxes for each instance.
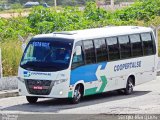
[0,40,22,76]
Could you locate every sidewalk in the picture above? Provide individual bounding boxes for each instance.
[0,89,18,99]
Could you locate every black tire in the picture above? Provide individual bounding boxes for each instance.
[124,77,134,95]
[26,96,38,104]
[117,89,125,95]
[70,85,82,104]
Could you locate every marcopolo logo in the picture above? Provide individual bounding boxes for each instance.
[23,71,31,77]
[23,71,51,77]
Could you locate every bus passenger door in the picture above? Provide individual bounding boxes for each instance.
[70,42,85,86]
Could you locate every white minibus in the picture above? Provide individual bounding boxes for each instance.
[18,26,158,104]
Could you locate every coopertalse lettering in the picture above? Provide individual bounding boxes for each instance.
[114,61,141,72]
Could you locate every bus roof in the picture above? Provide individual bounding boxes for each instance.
[33,26,153,41]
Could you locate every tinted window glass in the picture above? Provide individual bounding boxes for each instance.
[141,33,154,55]
[118,36,131,59]
[130,34,143,57]
[83,40,96,64]
[107,37,120,61]
[94,39,108,62]
[71,42,84,69]
[20,38,73,72]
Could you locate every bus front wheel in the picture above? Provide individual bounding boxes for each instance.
[26,96,38,104]
[71,84,82,104]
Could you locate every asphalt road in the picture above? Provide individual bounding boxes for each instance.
[0,77,160,120]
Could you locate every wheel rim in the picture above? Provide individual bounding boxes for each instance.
[74,85,81,102]
[128,80,133,93]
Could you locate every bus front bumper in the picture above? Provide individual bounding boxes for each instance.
[18,79,69,98]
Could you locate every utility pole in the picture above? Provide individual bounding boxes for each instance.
[54,0,57,8]
[111,0,114,6]
[111,0,114,10]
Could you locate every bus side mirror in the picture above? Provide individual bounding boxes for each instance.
[75,46,81,56]
[22,43,26,51]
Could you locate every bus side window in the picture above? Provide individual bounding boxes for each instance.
[130,34,143,57]
[71,46,84,69]
[107,37,120,61]
[94,38,108,62]
[141,33,154,55]
[118,35,131,59]
[83,40,96,64]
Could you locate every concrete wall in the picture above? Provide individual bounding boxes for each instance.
[0,77,18,91]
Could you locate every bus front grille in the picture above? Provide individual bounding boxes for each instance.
[25,79,53,95]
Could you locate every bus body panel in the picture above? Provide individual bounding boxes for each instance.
[18,67,71,98]
[69,55,156,96]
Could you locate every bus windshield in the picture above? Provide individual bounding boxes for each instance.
[20,38,73,72]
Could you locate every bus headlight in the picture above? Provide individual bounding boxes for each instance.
[54,79,67,85]
[17,77,25,83]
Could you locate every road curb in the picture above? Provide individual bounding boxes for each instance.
[0,90,19,99]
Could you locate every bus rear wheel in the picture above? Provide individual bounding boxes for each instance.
[124,77,134,95]
[71,84,83,104]
[26,96,38,104]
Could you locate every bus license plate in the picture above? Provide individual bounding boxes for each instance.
[33,86,43,90]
